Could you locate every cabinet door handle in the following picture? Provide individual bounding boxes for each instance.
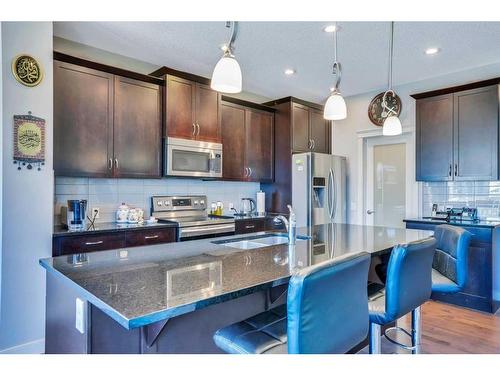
[449,164,452,177]
[311,139,316,149]
[308,139,312,149]
[145,235,159,240]
[248,167,252,177]
[245,225,255,229]
[85,240,104,246]
[114,158,118,170]
[196,123,200,136]
[244,167,248,177]
[108,158,113,170]
[454,164,458,177]
[192,123,196,136]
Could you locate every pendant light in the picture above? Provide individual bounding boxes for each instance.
[382,21,402,136]
[324,23,347,120]
[211,21,242,94]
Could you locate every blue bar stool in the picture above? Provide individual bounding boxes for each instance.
[431,224,471,294]
[368,237,436,354]
[213,252,371,354]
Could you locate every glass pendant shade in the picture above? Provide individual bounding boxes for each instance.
[382,115,403,136]
[324,92,347,120]
[210,54,242,94]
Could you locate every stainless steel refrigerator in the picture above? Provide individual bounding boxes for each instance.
[292,153,347,227]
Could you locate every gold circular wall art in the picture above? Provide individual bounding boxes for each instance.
[11,54,43,87]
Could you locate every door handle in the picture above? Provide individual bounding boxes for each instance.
[108,158,113,170]
[311,139,316,150]
[85,240,104,246]
[114,158,118,170]
[308,139,312,149]
[196,123,200,136]
[367,210,375,215]
[449,164,452,177]
[248,167,252,177]
[144,235,159,240]
[244,167,248,177]
[454,164,458,177]
[192,123,196,136]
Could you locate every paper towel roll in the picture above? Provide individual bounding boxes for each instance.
[256,190,266,215]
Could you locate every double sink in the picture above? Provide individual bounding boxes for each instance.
[212,233,309,250]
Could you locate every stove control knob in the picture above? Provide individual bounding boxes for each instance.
[194,200,199,205]
[157,201,163,206]
[165,200,171,206]
[200,200,205,206]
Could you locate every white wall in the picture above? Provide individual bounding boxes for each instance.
[0,22,53,354]
[333,61,500,224]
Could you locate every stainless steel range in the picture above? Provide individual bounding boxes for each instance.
[151,195,235,241]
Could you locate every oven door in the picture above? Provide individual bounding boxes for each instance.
[165,138,222,178]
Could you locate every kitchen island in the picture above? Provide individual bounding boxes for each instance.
[40,223,432,354]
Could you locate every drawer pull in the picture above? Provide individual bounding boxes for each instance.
[145,235,159,240]
[245,225,255,229]
[85,240,104,246]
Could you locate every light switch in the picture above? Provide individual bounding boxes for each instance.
[75,298,86,334]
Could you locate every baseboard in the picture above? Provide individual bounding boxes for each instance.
[0,339,44,354]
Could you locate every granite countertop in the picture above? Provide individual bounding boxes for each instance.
[53,221,178,237]
[40,223,432,329]
[404,217,500,229]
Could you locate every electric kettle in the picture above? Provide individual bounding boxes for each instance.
[241,198,256,215]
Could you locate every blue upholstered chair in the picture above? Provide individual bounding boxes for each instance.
[213,252,371,354]
[431,224,471,294]
[368,237,436,354]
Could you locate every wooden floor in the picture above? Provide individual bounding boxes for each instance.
[393,301,500,354]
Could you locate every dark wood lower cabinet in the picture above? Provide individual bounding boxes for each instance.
[405,221,494,313]
[53,227,177,256]
[234,217,286,235]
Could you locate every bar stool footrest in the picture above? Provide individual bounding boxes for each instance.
[383,326,417,351]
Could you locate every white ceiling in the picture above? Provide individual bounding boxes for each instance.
[54,22,500,103]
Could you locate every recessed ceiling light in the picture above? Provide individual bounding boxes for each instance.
[324,25,339,33]
[425,47,440,55]
[284,69,296,76]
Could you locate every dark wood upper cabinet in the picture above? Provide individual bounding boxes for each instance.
[221,100,274,183]
[165,75,196,139]
[113,77,161,178]
[54,59,162,178]
[292,103,310,152]
[245,109,274,182]
[415,84,499,182]
[165,75,221,142]
[454,86,499,181]
[221,103,246,180]
[309,108,330,154]
[54,61,114,177]
[416,94,454,181]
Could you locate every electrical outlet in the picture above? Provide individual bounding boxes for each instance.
[228,202,234,210]
[91,207,100,219]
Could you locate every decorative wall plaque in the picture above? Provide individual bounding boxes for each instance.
[13,112,46,171]
[11,54,43,87]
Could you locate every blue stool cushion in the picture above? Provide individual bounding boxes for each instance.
[432,225,471,293]
[213,305,287,354]
[369,237,436,326]
[213,252,371,354]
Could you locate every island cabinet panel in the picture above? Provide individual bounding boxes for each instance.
[235,218,266,234]
[54,59,162,178]
[220,100,274,183]
[113,76,162,178]
[165,75,221,142]
[454,86,499,181]
[54,61,114,177]
[415,84,499,181]
[405,221,493,313]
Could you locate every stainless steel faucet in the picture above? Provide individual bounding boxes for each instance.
[273,205,296,245]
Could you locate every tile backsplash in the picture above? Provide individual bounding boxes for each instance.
[422,181,500,219]
[54,177,261,224]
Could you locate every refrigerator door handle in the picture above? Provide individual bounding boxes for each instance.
[328,169,335,219]
[332,168,337,220]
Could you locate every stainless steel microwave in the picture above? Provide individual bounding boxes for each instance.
[165,137,223,178]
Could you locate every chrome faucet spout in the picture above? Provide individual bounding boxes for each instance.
[273,205,296,245]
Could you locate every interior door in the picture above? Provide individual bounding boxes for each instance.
[309,108,330,154]
[416,94,454,181]
[54,61,114,177]
[245,109,274,182]
[195,83,221,142]
[166,75,196,139]
[454,85,499,181]
[292,103,310,152]
[221,103,246,180]
[113,76,161,178]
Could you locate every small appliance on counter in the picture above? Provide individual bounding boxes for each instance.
[60,199,88,230]
[115,203,145,224]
